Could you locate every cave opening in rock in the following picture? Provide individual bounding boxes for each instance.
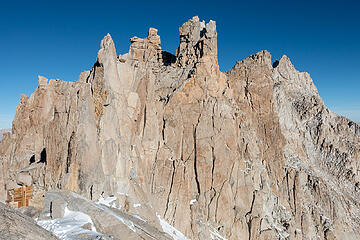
[39,148,47,164]
[29,155,35,164]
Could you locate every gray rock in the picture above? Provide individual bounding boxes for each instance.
[0,202,58,240]
[42,190,172,240]
[17,206,41,219]
[16,172,32,186]
[51,198,66,219]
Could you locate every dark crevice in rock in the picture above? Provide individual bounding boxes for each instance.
[49,201,53,219]
[159,94,171,105]
[29,155,35,165]
[150,141,160,194]
[90,185,93,200]
[66,132,75,174]
[293,172,297,214]
[193,114,201,197]
[245,191,256,240]
[38,148,47,164]
[215,180,227,222]
[142,105,147,137]
[164,159,176,218]
[286,169,291,204]
[162,118,166,142]
[207,145,216,221]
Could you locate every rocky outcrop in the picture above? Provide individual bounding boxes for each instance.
[0,202,58,240]
[38,190,172,240]
[0,16,359,240]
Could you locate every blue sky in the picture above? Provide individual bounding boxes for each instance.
[0,0,359,128]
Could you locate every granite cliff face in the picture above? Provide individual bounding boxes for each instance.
[0,16,359,239]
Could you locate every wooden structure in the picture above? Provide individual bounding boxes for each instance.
[6,185,33,208]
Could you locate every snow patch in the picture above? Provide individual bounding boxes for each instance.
[97,195,117,208]
[157,213,189,240]
[133,214,146,221]
[37,207,98,240]
[210,228,228,240]
[72,192,137,233]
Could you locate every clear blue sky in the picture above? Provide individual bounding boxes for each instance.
[0,0,359,128]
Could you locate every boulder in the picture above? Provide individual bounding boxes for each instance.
[0,202,58,240]
[16,172,32,186]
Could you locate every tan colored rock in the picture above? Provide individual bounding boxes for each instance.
[0,202,58,240]
[0,16,359,240]
[37,75,48,87]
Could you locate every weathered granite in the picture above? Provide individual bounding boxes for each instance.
[0,16,359,240]
[0,202,58,240]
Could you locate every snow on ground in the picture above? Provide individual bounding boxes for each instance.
[37,207,99,240]
[37,192,191,240]
[210,228,228,240]
[156,213,189,240]
[96,195,117,208]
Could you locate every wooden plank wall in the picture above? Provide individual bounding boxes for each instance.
[6,186,33,208]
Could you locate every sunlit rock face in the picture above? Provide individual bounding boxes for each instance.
[1,16,359,239]
[0,129,11,141]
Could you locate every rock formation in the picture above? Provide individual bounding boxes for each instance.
[0,202,58,240]
[0,16,359,239]
[0,128,11,141]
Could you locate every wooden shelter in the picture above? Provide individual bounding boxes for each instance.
[6,185,33,208]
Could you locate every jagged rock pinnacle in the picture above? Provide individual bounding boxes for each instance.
[97,33,117,66]
[176,16,218,67]
[37,75,48,88]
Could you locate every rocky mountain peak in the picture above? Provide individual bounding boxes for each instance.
[176,16,217,67]
[0,16,359,240]
[147,27,161,45]
[97,33,117,66]
[128,27,162,64]
[37,75,48,88]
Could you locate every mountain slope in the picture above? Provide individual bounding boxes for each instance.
[0,16,359,239]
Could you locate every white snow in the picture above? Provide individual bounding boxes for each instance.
[157,213,189,240]
[96,195,117,208]
[37,207,98,240]
[77,193,137,233]
[190,199,197,205]
[38,193,140,238]
[133,214,146,221]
